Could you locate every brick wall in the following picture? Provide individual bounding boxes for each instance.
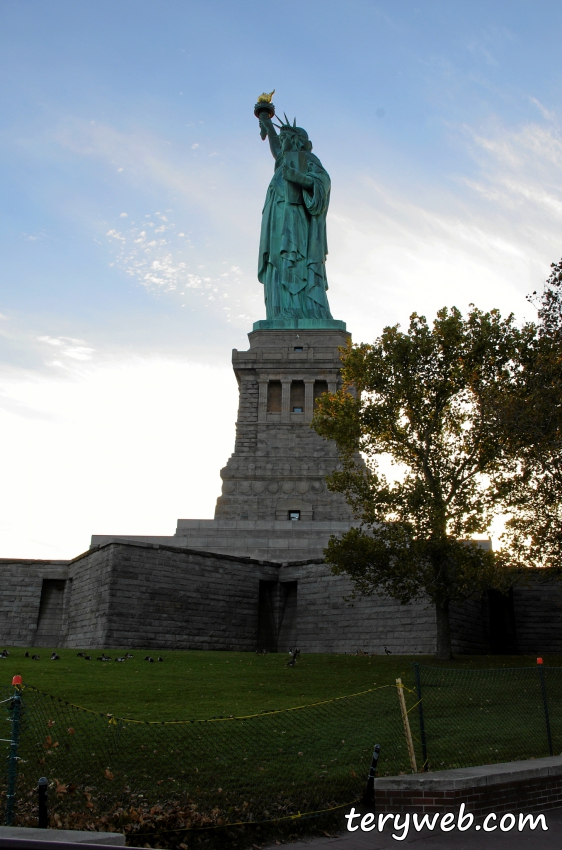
[374,777,562,816]
[374,756,562,817]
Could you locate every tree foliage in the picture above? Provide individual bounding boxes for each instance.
[313,306,521,659]
[497,260,562,570]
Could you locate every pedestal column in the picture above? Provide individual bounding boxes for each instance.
[281,379,291,423]
[258,380,268,424]
[304,379,315,423]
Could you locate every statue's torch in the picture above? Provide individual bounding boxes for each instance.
[254,90,276,139]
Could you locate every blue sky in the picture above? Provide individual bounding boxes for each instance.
[1,0,562,557]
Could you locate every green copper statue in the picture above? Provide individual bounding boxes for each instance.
[254,93,337,326]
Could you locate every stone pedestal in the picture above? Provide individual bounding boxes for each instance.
[90,327,359,563]
[214,327,354,524]
[173,519,353,562]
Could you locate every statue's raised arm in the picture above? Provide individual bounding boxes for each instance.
[253,92,335,325]
[259,113,280,160]
[254,91,280,160]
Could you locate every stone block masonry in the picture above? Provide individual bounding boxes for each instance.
[4,324,562,656]
[215,327,356,525]
[0,543,434,653]
[92,519,357,563]
[3,544,562,654]
[67,543,278,651]
[93,326,364,564]
[0,559,70,647]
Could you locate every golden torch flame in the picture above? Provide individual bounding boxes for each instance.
[257,90,275,104]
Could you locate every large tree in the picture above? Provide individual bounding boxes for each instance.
[497,260,562,570]
[312,306,521,660]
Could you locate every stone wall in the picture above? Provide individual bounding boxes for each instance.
[281,561,437,655]
[88,544,278,652]
[71,544,437,653]
[513,581,562,654]
[0,543,436,653]
[65,547,119,648]
[2,545,562,655]
[450,595,489,655]
[0,559,69,647]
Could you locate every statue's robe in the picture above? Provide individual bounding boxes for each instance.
[258,151,333,320]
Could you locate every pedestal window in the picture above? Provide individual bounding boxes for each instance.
[267,380,282,413]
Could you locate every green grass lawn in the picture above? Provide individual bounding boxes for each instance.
[1,646,559,720]
[3,647,562,842]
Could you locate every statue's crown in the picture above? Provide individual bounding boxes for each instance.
[274,114,312,149]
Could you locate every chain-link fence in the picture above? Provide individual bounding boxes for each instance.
[1,683,410,838]
[4,666,562,842]
[412,663,562,771]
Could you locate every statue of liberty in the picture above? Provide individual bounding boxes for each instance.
[254,94,334,324]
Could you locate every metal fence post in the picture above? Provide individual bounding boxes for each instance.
[413,663,428,771]
[362,743,380,804]
[537,663,553,756]
[5,677,23,826]
[38,777,49,829]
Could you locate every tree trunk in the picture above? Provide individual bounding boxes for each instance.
[435,598,453,660]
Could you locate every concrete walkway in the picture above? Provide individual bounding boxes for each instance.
[0,827,125,846]
[264,806,562,849]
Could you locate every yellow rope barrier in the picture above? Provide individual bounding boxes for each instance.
[130,797,360,835]
[25,683,394,725]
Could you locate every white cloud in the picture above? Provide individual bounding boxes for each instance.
[55,118,259,237]
[325,113,562,340]
[37,335,62,346]
[0,357,238,558]
[62,346,94,361]
[529,97,556,124]
[106,228,125,241]
[106,216,191,292]
[37,335,94,362]
[57,111,562,341]
[103,211,254,326]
